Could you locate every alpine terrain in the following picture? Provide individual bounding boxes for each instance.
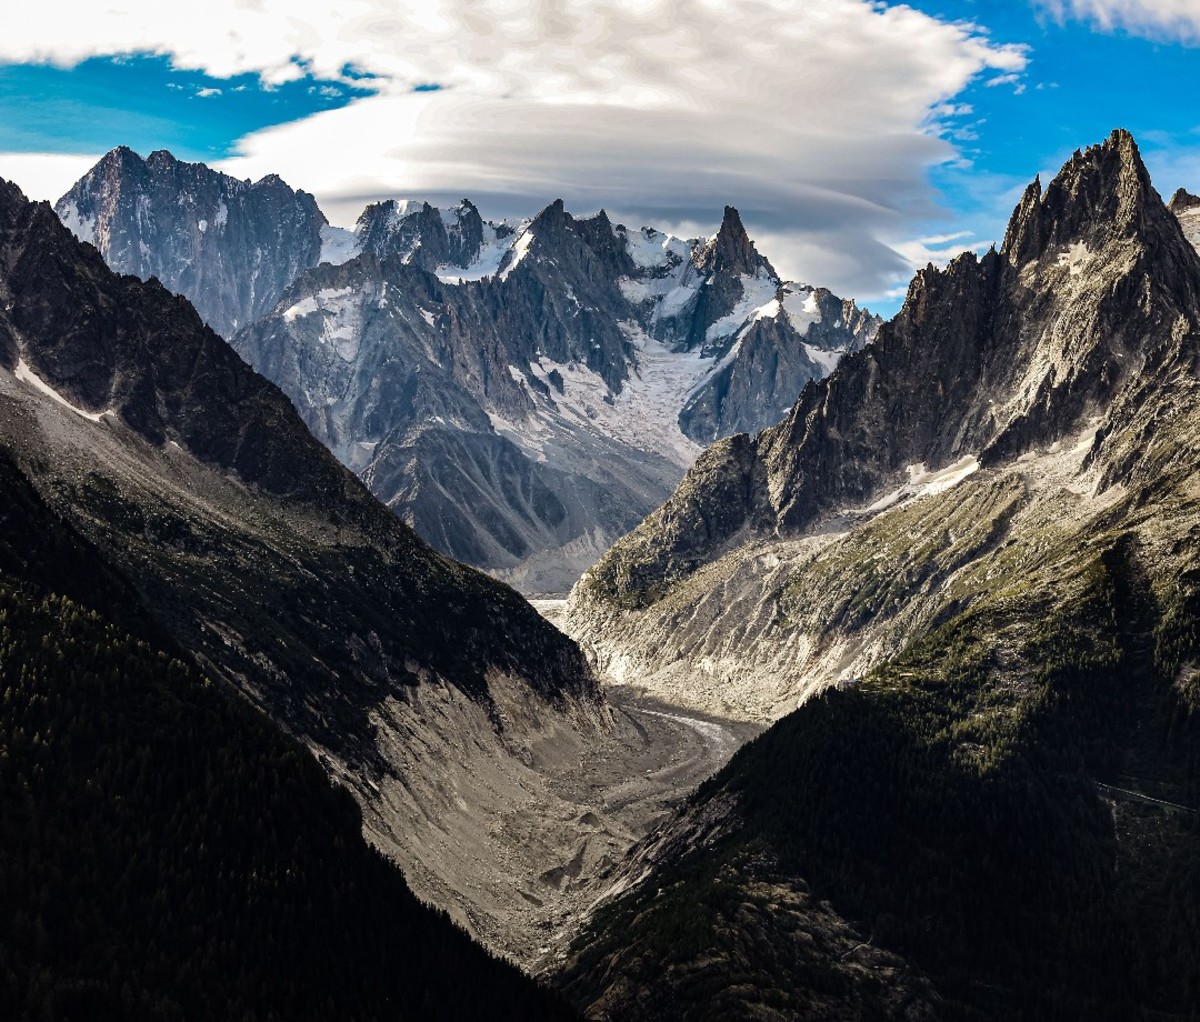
[0,170,741,981]
[553,130,1200,1019]
[57,150,879,593]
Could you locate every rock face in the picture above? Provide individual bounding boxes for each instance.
[235,198,879,592]
[56,149,879,593]
[0,176,610,955]
[55,147,328,337]
[555,130,1200,1020]
[1171,186,1200,252]
[577,129,1200,610]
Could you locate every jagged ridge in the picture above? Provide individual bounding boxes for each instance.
[580,129,1200,608]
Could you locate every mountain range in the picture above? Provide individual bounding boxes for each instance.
[56,150,879,593]
[3,124,1198,1022]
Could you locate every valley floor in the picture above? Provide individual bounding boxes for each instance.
[356,597,761,973]
[529,685,762,970]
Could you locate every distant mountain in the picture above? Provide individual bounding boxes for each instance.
[554,130,1200,1019]
[56,146,331,337]
[1171,186,1200,252]
[238,197,878,592]
[0,175,602,955]
[56,150,879,592]
[0,448,576,1021]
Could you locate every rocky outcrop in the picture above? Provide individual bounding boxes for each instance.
[55,147,327,337]
[1171,186,1200,254]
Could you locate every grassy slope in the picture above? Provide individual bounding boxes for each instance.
[561,478,1200,1020]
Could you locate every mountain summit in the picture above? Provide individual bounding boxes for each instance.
[56,148,329,336]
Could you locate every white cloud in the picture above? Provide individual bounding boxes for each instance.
[0,152,103,202]
[0,0,1028,302]
[1034,0,1200,43]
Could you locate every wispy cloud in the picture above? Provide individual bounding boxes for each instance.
[1033,0,1200,44]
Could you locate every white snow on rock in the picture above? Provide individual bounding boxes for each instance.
[621,225,691,270]
[859,456,981,515]
[802,343,843,376]
[493,323,723,470]
[498,227,535,281]
[319,224,361,266]
[436,221,528,284]
[704,269,779,343]
[1056,241,1092,277]
[782,287,821,334]
[752,298,782,322]
[213,198,229,229]
[56,200,95,243]
[198,219,208,233]
[282,287,362,361]
[14,358,107,422]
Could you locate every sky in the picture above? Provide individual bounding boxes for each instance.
[0,0,1198,315]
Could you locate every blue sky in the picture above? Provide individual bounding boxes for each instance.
[0,55,373,160]
[0,0,1197,313]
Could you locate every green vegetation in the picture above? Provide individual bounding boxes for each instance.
[780,475,1027,637]
[565,532,1200,1020]
[0,449,577,1020]
[0,585,577,1021]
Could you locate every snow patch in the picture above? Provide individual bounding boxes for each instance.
[656,281,701,319]
[752,298,782,321]
[704,269,779,342]
[319,224,361,265]
[198,219,208,233]
[782,287,821,334]
[622,226,691,270]
[860,457,980,515]
[436,221,527,284]
[282,287,362,361]
[1056,241,1091,276]
[56,200,95,243]
[497,323,719,468]
[213,199,228,229]
[499,228,535,281]
[802,343,843,376]
[14,358,107,422]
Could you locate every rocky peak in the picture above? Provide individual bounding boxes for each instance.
[357,199,451,266]
[1168,187,1200,213]
[694,205,774,279]
[570,208,637,280]
[1002,128,1169,265]
[55,148,327,337]
[528,198,570,241]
